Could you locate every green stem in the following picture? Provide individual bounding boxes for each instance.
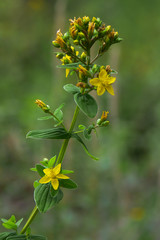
[56,105,79,164]
[20,206,39,234]
[20,106,79,234]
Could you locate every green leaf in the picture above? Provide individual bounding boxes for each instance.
[16,218,23,228]
[72,134,99,160]
[6,235,26,240]
[59,179,77,189]
[61,169,74,174]
[37,116,54,121]
[83,128,91,140]
[54,104,64,122]
[34,184,63,213]
[33,180,40,189]
[57,62,81,69]
[26,128,71,140]
[0,232,16,240]
[30,168,37,172]
[50,186,58,197]
[1,221,17,231]
[48,155,56,168]
[74,93,98,118]
[63,84,80,94]
[36,164,45,177]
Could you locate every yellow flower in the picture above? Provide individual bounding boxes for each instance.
[39,163,69,190]
[60,55,72,78]
[90,69,116,96]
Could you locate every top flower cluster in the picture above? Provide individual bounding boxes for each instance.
[52,16,122,96]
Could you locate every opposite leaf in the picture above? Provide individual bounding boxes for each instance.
[26,128,71,140]
[63,84,80,94]
[74,93,98,118]
[34,184,63,213]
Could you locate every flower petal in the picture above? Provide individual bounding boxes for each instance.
[106,76,116,84]
[90,78,100,86]
[39,176,51,184]
[51,179,59,190]
[56,174,70,179]
[99,69,107,80]
[43,168,53,177]
[52,163,61,176]
[97,85,106,96]
[106,85,115,95]
[66,69,70,78]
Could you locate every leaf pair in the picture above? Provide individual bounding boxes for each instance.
[64,84,98,118]
[0,232,47,240]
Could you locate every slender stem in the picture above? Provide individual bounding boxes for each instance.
[56,106,79,164]
[20,206,39,234]
[48,111,67,131]
[90,54,100,64]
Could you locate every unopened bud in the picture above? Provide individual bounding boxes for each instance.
[101,121,110,126]
[83,16,90,24]
[106,65,111,73]
[52,41,60,48]
[76,82,87,88]
[73,40,79,45]
[56,53,64,59]
[81,52,87,61]
[35,99,50,113]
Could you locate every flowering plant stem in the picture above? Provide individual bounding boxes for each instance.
[20,106,79,234]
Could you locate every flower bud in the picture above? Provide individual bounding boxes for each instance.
[56,53,64,59]
[35,99,50,113]
[76,82,87,88]
[73,40,79,45]
[88,22,95,37]
[52,41,60,48]
[81,52,87,61]
[78,32,85,38]
[83,16,90,24]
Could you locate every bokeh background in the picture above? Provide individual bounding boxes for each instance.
[1,0,160,239]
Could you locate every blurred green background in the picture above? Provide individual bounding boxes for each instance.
[1,0,160,239]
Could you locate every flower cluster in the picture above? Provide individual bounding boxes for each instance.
[52,16,122,97]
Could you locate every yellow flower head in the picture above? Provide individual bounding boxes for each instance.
[90,69,116,96]
[35,99,50,112]
[39,163,69,190]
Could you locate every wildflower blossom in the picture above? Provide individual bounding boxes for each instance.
[39,163,69,190]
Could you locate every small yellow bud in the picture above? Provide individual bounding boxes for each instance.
[78,65,88,75]
[81,52,87,61]
[83,16,90,24]
[88,22,95,37]
[73,40,79,45]
[35,99,50,113]
[101,111,109,121]
[76,82,87,88]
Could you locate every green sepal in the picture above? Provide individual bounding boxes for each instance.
[63,84,80,94]
[36,164,45,177]
[0,232,16,240]
[34,183,63,213]
[57,62,81,69]
[59,179,77,189]
[37,116,54,121]
[74,93,98,118]
[33,180,40,189]
[72,134,99,160]
[26,128,71,140]
[48,155,56,168]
